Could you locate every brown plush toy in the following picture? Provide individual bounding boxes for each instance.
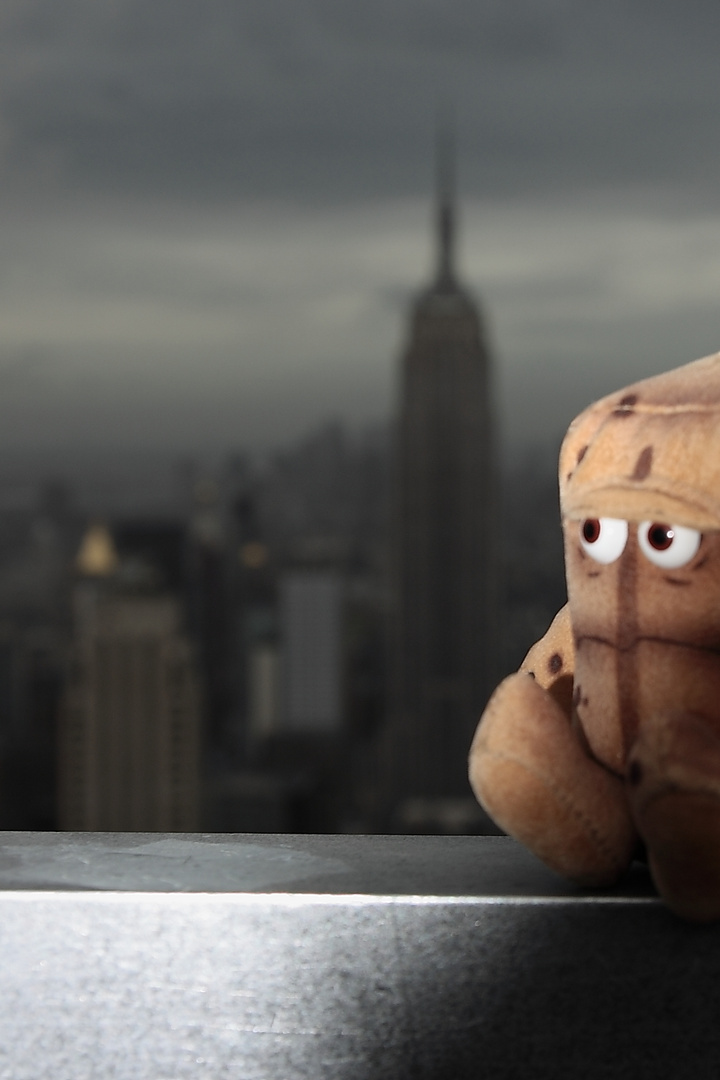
[469,350,720,921]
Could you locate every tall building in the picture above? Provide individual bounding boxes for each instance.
[386,133,497,832]
[279,570,343,734]
[58,524,201,831]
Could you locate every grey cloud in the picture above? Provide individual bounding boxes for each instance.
[0,1,718,457]
[0,0,717,205]
[312,0,564,62]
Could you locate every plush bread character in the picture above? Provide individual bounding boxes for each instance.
[469,350,720,921]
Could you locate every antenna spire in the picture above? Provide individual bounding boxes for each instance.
[436,108,456,287]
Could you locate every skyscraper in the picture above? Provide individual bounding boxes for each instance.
[58,524,201,831]
[387,132,497,832]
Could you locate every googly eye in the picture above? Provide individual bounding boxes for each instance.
[579,517,628,564]
[638,522,701,568]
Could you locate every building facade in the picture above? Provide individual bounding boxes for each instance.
[58,531,201,831]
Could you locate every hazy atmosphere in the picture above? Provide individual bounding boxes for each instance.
[0,1,718,462]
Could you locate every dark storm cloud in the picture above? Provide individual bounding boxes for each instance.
[0,1,719,456]
[1,0,719,204]
[0,0,557,199]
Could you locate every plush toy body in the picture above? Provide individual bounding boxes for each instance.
[469,351,720,921]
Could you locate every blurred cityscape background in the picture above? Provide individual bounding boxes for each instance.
[0,167,570,832]
[0,2,717,832]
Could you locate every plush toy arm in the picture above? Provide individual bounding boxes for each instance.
[518,603,575,717]
[469,607,637,887]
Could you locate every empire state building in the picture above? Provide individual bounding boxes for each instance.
[387,141,497,832]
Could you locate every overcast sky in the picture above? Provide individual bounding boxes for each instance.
[0,0,719,465]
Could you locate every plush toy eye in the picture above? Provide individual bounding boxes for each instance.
[579,517,628,564]
[638,522,701,568]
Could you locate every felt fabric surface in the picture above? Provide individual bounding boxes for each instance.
[561,350,720,529]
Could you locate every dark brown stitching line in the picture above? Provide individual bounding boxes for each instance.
[576,633,720,657]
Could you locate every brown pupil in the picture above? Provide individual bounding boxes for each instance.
[583,519,601,543]
[648,523,673,550]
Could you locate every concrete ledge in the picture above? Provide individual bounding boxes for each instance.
[0,833,717,1078]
